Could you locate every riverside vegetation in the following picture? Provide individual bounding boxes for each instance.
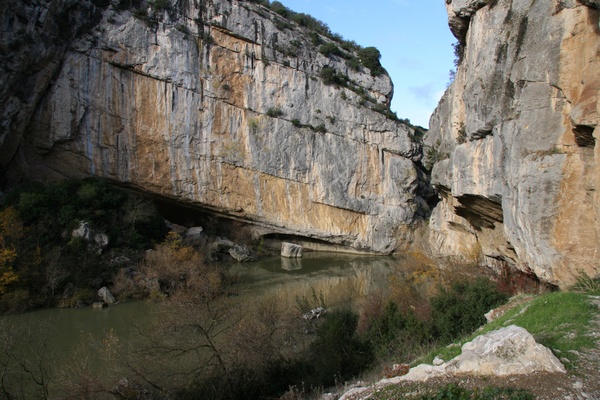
[0,178,167,312]
[0,179,598,399]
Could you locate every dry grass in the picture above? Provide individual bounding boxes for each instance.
[571,270,600,294]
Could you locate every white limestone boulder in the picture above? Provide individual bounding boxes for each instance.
[281,242,303,258]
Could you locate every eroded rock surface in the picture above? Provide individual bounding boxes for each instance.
[427,0,600,287]
[0,0,429,254]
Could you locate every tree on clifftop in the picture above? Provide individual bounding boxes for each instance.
[358,46,385,76]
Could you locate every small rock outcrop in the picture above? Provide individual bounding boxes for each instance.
[396,325,566,382]
[71,221,109,251]
[281,242,303,258]
[339,325,565,400]
[209,237,236,261]
[184,226,206,246]
[453,325,566,376]
[97,286,116,304]
[426,0,600,287]
[229,244,256,262]
[302,307,327,320]
[186,227,204,240]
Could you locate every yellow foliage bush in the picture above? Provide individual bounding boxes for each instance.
[0,207,24,293]
[141,232,217,296]
[0,207,25,243]
[0,269,19,294]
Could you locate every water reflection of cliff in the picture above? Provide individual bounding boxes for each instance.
[231,253,402,310]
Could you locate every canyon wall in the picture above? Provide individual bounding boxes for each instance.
[4,0,598,285]
[425,0,600,286]
[0,0,429,253]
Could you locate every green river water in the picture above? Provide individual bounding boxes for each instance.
[0,252,436,397]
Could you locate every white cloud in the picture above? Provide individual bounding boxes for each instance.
[408,82,437,105]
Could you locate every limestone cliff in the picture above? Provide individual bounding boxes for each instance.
[426,0,600,286]
[0,0,429,253]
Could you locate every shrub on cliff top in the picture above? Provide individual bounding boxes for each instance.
[358,46,385,77]
[270,1,290,18]
[319,42,346,58]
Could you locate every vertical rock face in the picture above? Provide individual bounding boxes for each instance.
[0,0,104,175]
[0,0,429,253]
[427,0,600,286]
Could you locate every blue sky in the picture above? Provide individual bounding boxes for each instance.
[276,0,457,128]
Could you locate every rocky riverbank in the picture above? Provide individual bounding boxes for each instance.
[335,292,600,400]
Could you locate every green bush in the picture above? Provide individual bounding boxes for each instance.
[358,46,385,77]
[149,0,170,9]
[319,66,349,87]
[425,141,450,170]
[290,12,329,35]
[246,0,270,5]
[319,43,345,58]
[347,56,362,71]
[266,107,284,118]
[319,66,336,85]
[133,6,148,19]
[373,379,533,399]
[341,40,360,53]
[309,32,323,46]
[17,191,49,225]
[430,278,508,342]
[273,18,293,31]
[308,309,373,386]
[372,103,399,121]
[176,23,189,34]
[116,0,131,10]
[270,1,290,18]
[571,271,600,294]
[366,302,431,359]
[419,384,534,400]
[311,124,327,134]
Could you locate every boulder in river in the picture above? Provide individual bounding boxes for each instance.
[281,242,303,258]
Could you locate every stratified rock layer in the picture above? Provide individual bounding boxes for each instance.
[1,0,429,253]
[426,0,600,286]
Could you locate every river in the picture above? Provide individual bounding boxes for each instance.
[0,252,438,397]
